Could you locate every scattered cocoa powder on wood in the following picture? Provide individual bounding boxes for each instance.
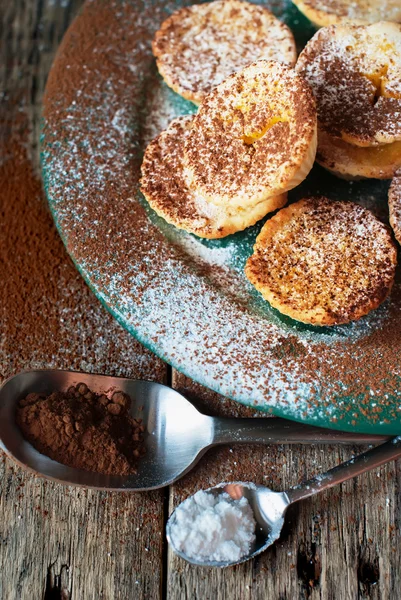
[16,384,146,475]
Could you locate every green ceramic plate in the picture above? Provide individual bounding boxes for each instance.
[41,0,401,434]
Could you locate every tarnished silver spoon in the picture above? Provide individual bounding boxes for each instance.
[167,437,401,567]
[0,370,388,491]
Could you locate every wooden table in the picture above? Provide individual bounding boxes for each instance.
[1,1,401,598]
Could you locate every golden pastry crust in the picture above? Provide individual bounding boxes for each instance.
[291,0,401,28]
[316,128,401,180]
[140,116,288,239]
[296,23,401,147]
[184,60,317,210]
[389,172,401,244]
[152,0,297,105]
[245,197,397,326]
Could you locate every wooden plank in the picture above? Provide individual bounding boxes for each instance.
[0,2,166,599]
[3,1,401,599]
[168,372,401,600]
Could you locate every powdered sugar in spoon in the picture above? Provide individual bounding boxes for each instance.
[167,437,401,567]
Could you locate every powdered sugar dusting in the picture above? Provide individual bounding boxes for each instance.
[297,23,401,145]
[184,60,317,208]
[41,0,401,432]
[245,197,397,325]
[153,0,297,103]
[389,172,401,244]
[141,115,287,238]
[299,0,401,24]
[141,76,197,146]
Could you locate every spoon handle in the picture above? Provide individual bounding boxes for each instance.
[285,436,401,505]
[211,417,389,445]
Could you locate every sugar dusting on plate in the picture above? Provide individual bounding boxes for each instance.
[41,0,401,432]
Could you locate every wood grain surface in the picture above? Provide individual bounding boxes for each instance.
[1,1,401,599]
[1,3,166,599]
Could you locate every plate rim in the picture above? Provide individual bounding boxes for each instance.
[40,0,401,435]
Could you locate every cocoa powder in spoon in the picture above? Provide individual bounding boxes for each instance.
[16,384,146,475]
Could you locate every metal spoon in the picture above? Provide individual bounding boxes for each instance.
[0,369,389,491]
[167,436,401,567]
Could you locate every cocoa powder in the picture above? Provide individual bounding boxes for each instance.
[40,0,401,431]
[296,25,401,145]
[16,384,145,475]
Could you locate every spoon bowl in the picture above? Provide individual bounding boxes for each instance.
[166,482,289,567]
[0,370,213,490]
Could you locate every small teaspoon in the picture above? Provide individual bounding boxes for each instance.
[167,436,401,567]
